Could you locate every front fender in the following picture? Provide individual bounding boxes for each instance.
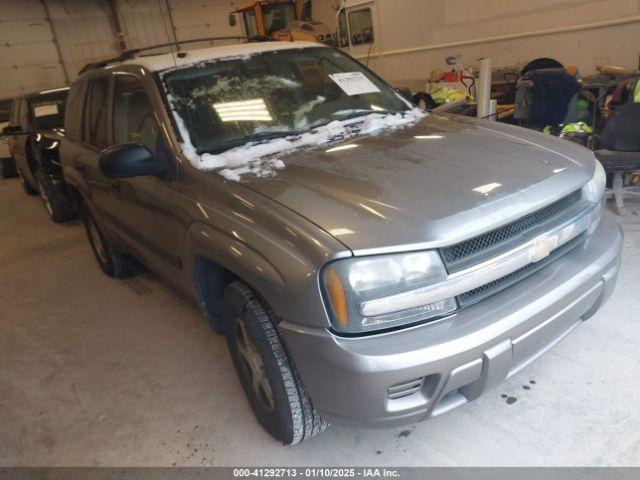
[180,192,350,328]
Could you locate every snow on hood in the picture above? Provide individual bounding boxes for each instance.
[174,108,427,182]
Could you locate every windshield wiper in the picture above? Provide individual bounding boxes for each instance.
[197,130,304,155]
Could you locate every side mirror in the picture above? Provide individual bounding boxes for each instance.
[99,143,166,179]
[228,13,237,27]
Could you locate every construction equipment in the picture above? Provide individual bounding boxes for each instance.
[229,0,334,45]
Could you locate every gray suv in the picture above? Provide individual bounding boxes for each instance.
[60,41,622,444]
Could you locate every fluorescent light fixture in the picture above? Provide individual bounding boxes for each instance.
[213,98,272,122]
[553,167,566,173]
[329,228,355,236]
[414,135,443,139]
[358,203,386,219]
[39,87,70,94]
[196,202,210,219]
[473,182,502,195]
[325,144,359,153]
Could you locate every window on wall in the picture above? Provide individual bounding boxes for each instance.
[84,76,110,149]
[113,75,160,152]
[243,10,258,37]
[262,3,295,36]
[348,8,373,45]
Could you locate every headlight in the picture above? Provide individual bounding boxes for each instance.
[583,159,606,204]
[322,251,456,334]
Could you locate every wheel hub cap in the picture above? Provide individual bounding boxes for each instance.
[236,318,275,412]
[88,218,108,264]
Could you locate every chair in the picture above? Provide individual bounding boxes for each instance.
[594,102,640,215]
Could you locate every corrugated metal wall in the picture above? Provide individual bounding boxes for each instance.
[48,0,121,84]
[0,0,242,100]
[0,0,67,99]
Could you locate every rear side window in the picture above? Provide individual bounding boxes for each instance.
[64,81,88,142]
[84,76,110,148]
[113,75,160,152]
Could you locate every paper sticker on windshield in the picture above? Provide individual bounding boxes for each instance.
[329,72,380,96]
[33,104,59,117]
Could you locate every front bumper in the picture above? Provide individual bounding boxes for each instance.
[279,210,623,428]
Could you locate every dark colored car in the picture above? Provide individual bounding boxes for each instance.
[60,42,620,444]
[0,98,17,178]
[5,87,75,222]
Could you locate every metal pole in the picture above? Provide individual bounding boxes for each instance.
[105,0,127,53]
[41,0,69,84]
[163,0,181,50]
[477,57,492,120]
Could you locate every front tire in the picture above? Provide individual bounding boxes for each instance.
[224,281,328,444]
[35,171,76,223]
[80,204,135,278]
[17,167,38,195]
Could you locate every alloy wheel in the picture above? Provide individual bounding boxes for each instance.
[235,317,275,413]
[87,216,108,265]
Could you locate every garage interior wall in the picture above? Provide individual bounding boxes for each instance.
[0,0,240,100]
[319,0,640,86]
[1,0,639,100]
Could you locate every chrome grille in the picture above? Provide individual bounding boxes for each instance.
[457,232,586,308]
[441,189,584,272]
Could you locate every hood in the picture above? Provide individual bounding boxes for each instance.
[240,113,595,254]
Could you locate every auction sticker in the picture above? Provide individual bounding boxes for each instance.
[329,72,380,96]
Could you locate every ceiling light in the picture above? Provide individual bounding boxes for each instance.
[473,182,502,195]
[326,144,359,153]
[213,99,272,122]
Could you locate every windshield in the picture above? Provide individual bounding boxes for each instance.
[29,91,68,130]
[163,47,409,154]
[262,3,296,35]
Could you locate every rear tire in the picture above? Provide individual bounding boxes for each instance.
[224,281,328,444]
[0,158,17,178]
[17,167,37,195]
[35,170,76,223]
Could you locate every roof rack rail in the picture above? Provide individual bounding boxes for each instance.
[78,35,270,75]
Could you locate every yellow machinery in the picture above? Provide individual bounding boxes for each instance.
[230,0,334,44]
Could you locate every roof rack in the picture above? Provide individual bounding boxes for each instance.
[78,35,270,75]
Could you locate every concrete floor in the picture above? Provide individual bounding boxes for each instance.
[0,177,639,467]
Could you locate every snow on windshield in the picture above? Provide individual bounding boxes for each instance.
[163,50,426,182]
[174,106,426,181]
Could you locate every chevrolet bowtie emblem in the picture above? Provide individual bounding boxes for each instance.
[528,234,559,263]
